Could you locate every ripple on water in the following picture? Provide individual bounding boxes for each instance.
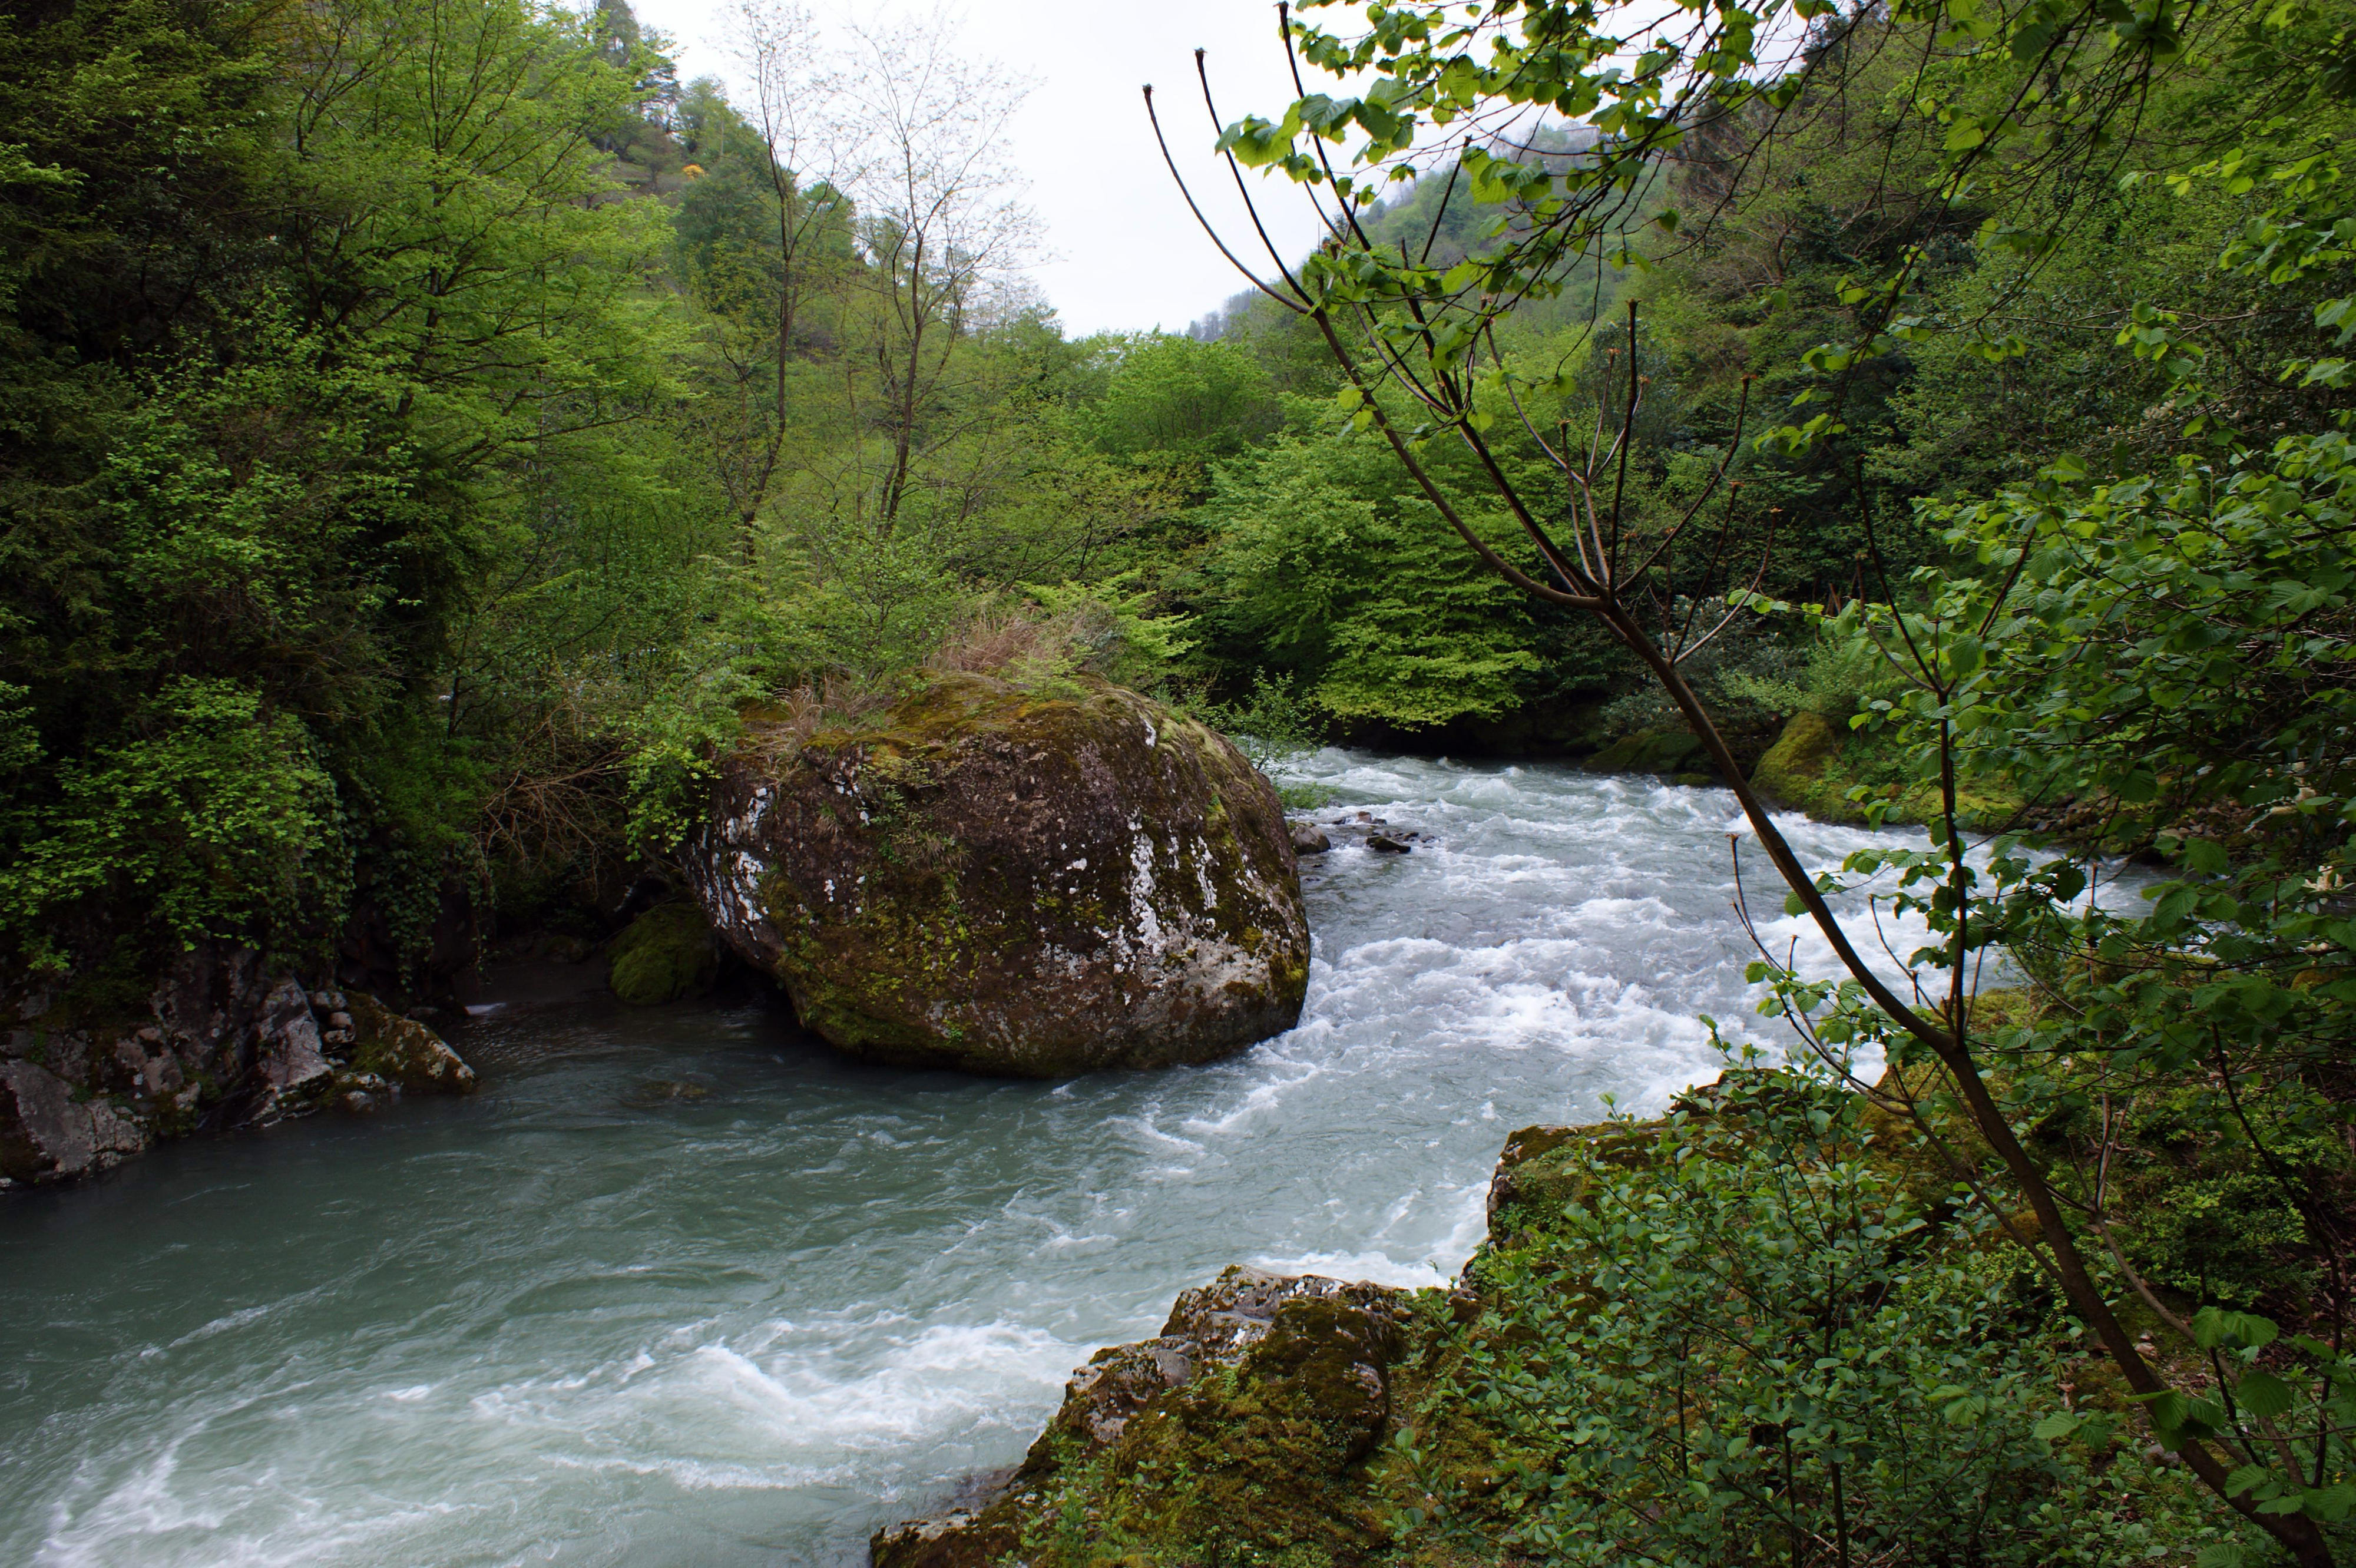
[4,752,2013,1567]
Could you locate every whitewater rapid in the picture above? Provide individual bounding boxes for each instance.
[0,753,2069,1566]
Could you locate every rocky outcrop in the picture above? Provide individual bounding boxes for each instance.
[872,1266,1412,1568]
[1,946,475,1187]
[0,1059,148,1185]
[689,674,1311,1077]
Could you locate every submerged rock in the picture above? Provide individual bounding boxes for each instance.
[872,1266,1412,1568]
[689,673,1309,1077]
[605,901,722,1006]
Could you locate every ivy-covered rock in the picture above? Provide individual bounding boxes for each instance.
[871,1266,1413,1568]
[605,902,722,1007]
[689,674,1310,1077]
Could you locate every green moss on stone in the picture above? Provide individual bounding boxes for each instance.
[1750,710,2023,828]
[607,902,721,1007]
[1583,726,1706,776]
[714,671,1309,1076]
[345,993,477,1093]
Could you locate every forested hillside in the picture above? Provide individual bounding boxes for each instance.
[22,0,2329,992]
[0,0,1207,989]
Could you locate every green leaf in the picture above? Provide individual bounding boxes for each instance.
[2235,1369,2295,1421]
[2179,837,2229,875]
[2225,1461,2273,1498]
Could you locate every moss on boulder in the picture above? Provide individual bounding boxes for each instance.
[1752,709,1848,813]
[872,1266,1414,1568]
[688,673,1310,1077]
[1751,710,2024,828]
[345,992,477,1093]
[1582,725,1706,776]
[606,902,722,1007]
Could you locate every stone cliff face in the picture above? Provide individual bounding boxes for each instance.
[689,674,1311,1077]
[1,944,475,1188]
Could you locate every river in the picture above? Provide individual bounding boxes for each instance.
[0,753,2015,1566]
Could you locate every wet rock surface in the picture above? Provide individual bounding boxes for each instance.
[1313,810,1435,855]
[1,950,475,1187]
[689,674,1311,1077]
[872,1265,1412,1568]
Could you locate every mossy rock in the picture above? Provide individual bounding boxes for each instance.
[688,673,1310,1077]
[872,1267,1412,1568]
[345,992,476,1093]
[606,902,721,1007]
[1484,1120,1663,1226]
[1752,710,2024,829]
[1751,710,1852,816]
[1583,726,1705,776]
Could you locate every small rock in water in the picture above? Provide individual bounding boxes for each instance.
[345,995,478,1094]
[339,1090,377,1114]
[1366,834,1411,854]
[1288,821,1331,855]
[626,1078,713,1106]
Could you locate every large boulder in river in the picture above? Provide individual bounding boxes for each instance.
[688,673,1310,1076]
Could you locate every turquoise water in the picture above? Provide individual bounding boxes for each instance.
[0,755,1985,1566]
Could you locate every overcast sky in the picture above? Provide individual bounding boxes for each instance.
[626,0,1340,336]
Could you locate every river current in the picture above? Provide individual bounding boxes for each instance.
[2,753,2002,1567]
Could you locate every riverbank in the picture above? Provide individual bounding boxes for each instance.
[877,1045,2250,1567]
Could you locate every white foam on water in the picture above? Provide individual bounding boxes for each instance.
[5,750,1985,1567]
